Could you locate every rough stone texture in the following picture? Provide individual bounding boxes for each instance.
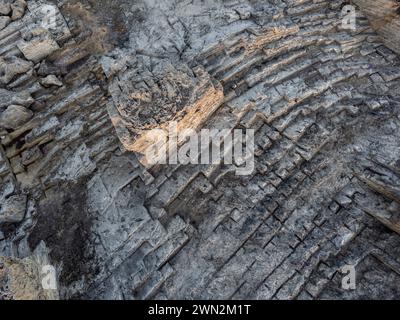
[0,194,26,223]
[108,61,224,159]
[0,242,58,300]
[0,0,400,300]
[0,105,33,130]
[353,0,400,55]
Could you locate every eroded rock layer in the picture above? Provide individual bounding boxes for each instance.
[0,0,400,300]
[354,0,400,55]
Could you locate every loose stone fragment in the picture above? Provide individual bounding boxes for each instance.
[18,33,59,62]
[0,1,11,15]
[10,0,26,20]
[0,105,33,130]
[40,75,63,87]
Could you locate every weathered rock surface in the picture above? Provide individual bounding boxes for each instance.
[0,0,400,300]
[0,56,32,85]
[354,0,400,55]
[0,194,26,224]
[0,15,10,30]
[0,1,11,16]
[0,243,58,300]
[40,75,62,87]
[108,60,224,162]
[0,105,33,130]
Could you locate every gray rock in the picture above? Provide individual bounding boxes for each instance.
[0,56,32,85]
[0,89,34,109]
[10,0,26,20]
[0,1,11,15]
[0,194,27,224]
[0,105,33,130]
[0,0,400,302]
[17,32,59,62]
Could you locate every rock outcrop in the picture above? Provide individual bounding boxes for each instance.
[354,0,400,55]
[0,242,58,300]
[0,0,400,300]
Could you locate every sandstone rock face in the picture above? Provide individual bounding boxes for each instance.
[0,0,400,300]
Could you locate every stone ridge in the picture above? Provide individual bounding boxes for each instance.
[0,0,399,300]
